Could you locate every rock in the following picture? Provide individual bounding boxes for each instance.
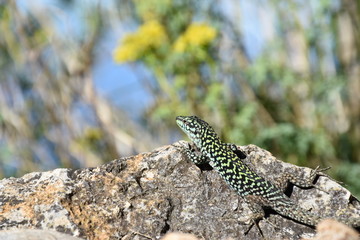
[302,219,359,240]
[0,141,359,240]
[161,232,199,240]
[0,229,83,240]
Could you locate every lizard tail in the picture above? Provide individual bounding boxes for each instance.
[274,200,360,227]
[272,199,320,226]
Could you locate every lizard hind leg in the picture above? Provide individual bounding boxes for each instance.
[275,166,333,193]
[242,195,283,236]
[242,196,271,236]
[242,203,265,236]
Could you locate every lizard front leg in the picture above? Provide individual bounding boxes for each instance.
[183,143,210,165]
[226,143,247,159]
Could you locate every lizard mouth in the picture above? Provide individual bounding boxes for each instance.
[176,116,196,136]
[176,116,188,126]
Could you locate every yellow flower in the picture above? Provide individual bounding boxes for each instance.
[113,35,141,63]
[173,23,217,53]
[173,35,187,52]
[113,20,167,63]
[186,24,217,46]
[138,20,167,48]
[113,44,138,63]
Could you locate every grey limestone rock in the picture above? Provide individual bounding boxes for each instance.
[0,141,359,240]
[0,229,83,240]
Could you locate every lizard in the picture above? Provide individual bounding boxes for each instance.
[176,115,360,231]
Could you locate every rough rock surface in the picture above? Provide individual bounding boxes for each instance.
[0,229,83,240]
[0,141,359,240]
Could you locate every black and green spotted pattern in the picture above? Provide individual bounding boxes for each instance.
[176,115,320,226]
[176,115,283,199]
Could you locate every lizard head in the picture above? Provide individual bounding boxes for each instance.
[176,116,220,148]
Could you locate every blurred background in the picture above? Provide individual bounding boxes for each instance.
[0,0,359,196]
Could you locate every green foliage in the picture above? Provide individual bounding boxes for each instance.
[336,163,360,197]
[255,125,334,165]
[1,0,359,198]
[227,103,258,145]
